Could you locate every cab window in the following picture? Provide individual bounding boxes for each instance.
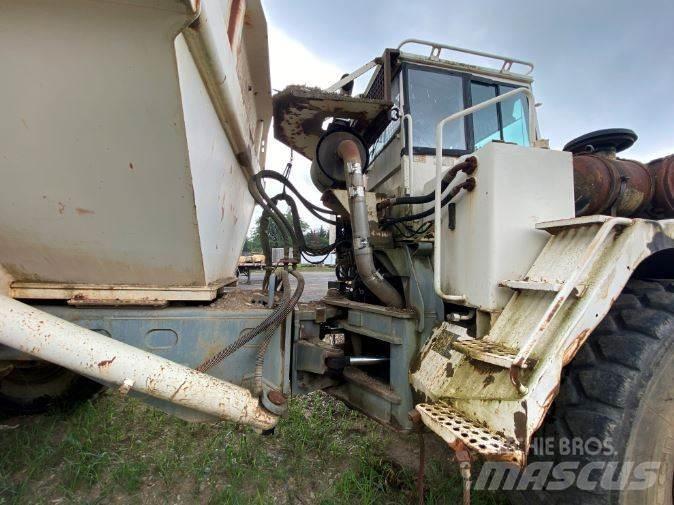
[406,67,467,152]
[470,81,530,148]
[401,64,530,155]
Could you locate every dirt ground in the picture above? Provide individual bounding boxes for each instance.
[237,269,336,302]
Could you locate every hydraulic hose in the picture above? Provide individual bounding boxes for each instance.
[263,192,338,257]
[252,175,339,257]
[196,268,302,373]
[339,139,404,308]
[378,156,477,209]
[248,177,296,246]
[382,177,476,225]
[254,269,304,395]
[253,170,338,224]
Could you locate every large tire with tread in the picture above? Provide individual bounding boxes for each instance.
[510,279,674,505]
[0,362,104,415]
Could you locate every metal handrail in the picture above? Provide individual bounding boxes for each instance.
[397,39,534,75]
[433,87,538,302]
[325,59,378,93]
[402,113,414,194]
[510,216,633,394]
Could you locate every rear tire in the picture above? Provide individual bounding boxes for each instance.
[509,279,674,504]
[0,361,104,415]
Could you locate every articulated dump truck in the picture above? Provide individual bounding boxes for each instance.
[1,2,672,504]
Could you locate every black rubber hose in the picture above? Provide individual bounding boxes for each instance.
[250,170,339,263]
[248,178,296,247]
[381,178,476,225]
[269,192,337,257]
[253,170,338,225]
[254,170,337,216]
[377,156,477,209]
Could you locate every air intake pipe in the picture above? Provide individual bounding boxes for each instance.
[315,128,403,308]
[339,139,403,308]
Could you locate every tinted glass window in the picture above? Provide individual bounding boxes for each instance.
[500,84,530,146]
[470,82,500,149]
[407,68,466,151]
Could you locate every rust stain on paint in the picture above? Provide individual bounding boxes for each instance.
[98,356,116,368]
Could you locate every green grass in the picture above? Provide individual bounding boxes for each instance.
[0,392,508,504]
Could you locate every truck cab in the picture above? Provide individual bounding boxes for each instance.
[365,41,534,200]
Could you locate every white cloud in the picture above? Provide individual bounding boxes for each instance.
[268,25,344,91]
[251,26,347,232]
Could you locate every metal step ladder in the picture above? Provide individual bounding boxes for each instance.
[412,215,634,466]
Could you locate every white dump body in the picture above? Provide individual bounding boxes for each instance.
[0,0,271,300]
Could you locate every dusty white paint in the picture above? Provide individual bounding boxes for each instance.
[0,294,277,430]
[0,0,271,297]
[176,34,257,283]
[438,143,574,311]
[0,267,12,297]
[412,218,674,464]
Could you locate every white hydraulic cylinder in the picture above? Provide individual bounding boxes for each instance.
[0,295,277,431]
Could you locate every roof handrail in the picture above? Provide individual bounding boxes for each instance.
[397,38,534,75]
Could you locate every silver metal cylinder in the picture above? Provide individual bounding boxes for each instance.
[338,139,404,308]
[348,356,390,365]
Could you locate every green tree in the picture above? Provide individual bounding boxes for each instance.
[305,225,330,249]
[243,210,310,254]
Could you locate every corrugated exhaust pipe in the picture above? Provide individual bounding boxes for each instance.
[0,295,277,430]
[337,139,404,308]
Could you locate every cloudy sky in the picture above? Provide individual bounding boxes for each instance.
[256,0,674,229]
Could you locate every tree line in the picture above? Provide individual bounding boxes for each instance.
[243,211,330,254]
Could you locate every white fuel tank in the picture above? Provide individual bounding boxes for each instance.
[0,0,271,300]
[439,142,575,311]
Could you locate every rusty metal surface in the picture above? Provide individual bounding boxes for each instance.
[450,339,536,369]
[416,401,524,465]
[342,366,402,404]
[648,154,674,217]
[411,217,674,466]
[272,85,390,161]
[573,154,654,216]
[266,389,287,406]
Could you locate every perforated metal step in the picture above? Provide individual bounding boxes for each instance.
[450,338,536,369]
[416,402,523,465]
